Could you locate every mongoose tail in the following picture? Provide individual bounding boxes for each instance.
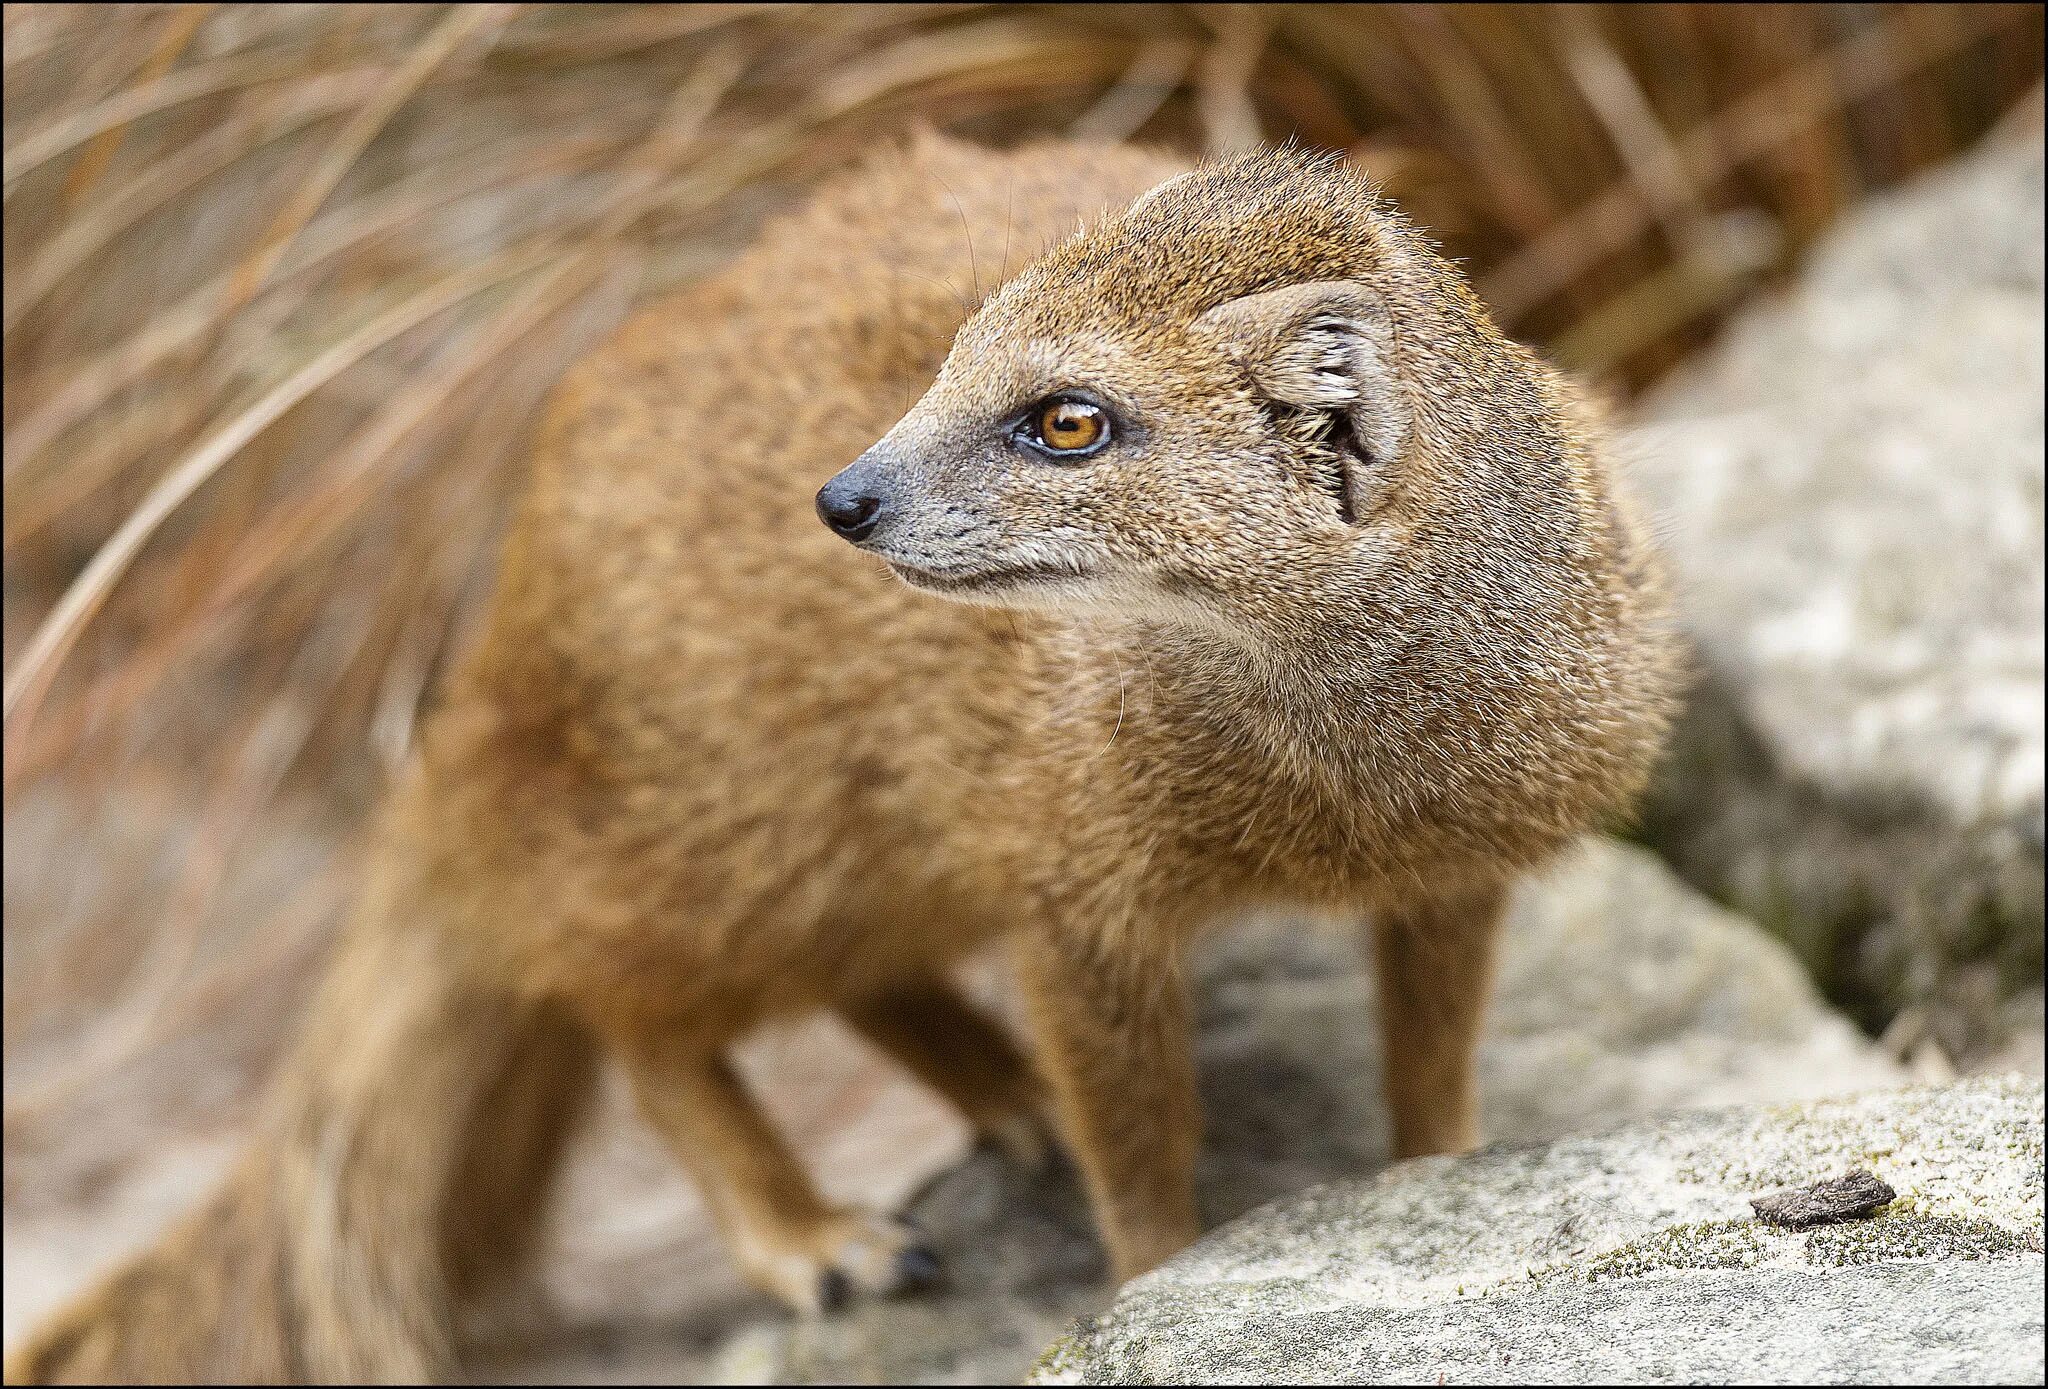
[5,777,596,1384]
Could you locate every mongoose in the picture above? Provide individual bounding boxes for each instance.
[6,132,1681,1384]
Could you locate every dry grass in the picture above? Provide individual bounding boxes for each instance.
[2,3,2042,1158]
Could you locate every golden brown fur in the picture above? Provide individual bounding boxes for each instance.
[7,132,1680,1383]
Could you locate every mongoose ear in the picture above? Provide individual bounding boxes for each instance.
[1193,281,1408,523]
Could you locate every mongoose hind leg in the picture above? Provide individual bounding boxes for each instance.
[613,1030,941,1315]
[444,1003,598,1351]
[839,978,1053,1169]
[1015,922,1202,1282]
[1370,880,1508,1160]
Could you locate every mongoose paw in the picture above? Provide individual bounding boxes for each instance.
[815,1267,852,1314]
[818,1211,944,1303]
[890,1241,944,1291]
[756,1210,943,1316]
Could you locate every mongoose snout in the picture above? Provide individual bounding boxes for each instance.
[815,460,885,542]
[817,413,1116,602]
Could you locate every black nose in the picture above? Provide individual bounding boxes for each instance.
[816,469,884,543]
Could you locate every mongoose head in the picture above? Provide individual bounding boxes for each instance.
[817,145,1572,640]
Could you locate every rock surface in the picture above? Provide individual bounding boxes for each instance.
[494,839,1903,1383]
[1627,130,2046,1059]
[1036,1076,2044,1385]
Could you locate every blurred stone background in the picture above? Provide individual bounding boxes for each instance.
[3,5,2042,1382]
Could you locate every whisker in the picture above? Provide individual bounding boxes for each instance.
[930,168,981,306]
[997,176,1016,291]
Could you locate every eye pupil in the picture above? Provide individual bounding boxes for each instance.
[1033,398,1105,453]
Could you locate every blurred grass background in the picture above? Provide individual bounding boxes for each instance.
[2,2,2043,1181]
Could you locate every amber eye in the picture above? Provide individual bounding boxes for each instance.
[1026,396,1109,456]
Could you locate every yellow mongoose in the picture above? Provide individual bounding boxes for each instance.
[7,133,1680,1383]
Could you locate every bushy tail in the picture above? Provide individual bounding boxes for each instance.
[5,843,596,1384]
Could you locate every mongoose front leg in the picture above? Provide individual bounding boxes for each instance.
[613,1031,940,1314]
[1370,880,1508,1159]
[1017,924,1202,1281]
[839,979,1052,1167]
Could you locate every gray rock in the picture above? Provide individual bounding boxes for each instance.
[523,841,1899,1383]
[1627,130,2046,1059]
[1037,1076,2044,1385]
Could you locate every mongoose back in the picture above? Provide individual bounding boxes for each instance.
[8,132,1680,1383]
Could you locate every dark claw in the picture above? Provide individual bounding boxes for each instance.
[891,1243,944,1294]
[817,1267,851,1314]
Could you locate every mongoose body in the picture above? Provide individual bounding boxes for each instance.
[8,134,1680,1383]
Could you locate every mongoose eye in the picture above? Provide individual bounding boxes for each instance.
[1019,395,1110,457]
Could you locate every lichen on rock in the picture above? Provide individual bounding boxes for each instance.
[1037,1077,2044,1384]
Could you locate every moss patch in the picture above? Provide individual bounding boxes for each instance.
[1524,1220,1782,1288]
[1029,1333,1085,1383]
[1806,1212,2039,1265]
[1521,1207,2041,1296]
